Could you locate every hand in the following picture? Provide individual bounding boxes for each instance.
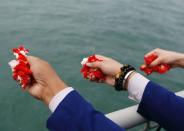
[26,56,67,105]
[86,55,123,86]
[145,48,184,68]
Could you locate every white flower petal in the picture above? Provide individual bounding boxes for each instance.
[81,58,88,65]
[8,60,19,69]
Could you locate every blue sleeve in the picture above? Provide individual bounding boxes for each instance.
[137,81,184,131]
[47,91,125,131]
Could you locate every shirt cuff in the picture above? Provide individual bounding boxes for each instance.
[49,87,74,113]
[127,73,150,103]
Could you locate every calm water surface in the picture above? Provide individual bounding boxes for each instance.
[0,0,184,130]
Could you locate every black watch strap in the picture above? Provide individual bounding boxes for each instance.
[114,65,135,91]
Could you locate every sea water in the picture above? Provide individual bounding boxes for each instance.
[0,0,184,130]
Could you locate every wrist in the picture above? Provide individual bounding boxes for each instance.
[175,53,184,68]
[114,65,136,91]
[42,90,55,106]
[124,72,137,90]
[115,64,124,75]
[43,80,67,105]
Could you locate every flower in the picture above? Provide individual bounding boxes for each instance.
[9,46,33,89]
[81,55,105,81]
[140,53,170,75]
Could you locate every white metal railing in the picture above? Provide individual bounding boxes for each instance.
[106,91,184,130]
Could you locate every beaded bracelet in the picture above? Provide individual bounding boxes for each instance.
[114,65,136,91]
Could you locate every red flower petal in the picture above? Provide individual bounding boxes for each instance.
[10,46,33,89]
[144,53,158,65]
[140,53,170,75]
[81,55,105,81]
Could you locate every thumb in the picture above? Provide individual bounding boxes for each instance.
[86,61,102,68]
[150,58,162,67]
[27,56,40,66]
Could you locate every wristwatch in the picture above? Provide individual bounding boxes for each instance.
[114,65,135,91]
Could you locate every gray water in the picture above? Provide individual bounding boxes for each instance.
[0,0,184,130]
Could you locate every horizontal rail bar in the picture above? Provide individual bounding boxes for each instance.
[106,90,184,129]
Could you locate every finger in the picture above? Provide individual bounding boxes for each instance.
[95,54,110,61]
[27,56,40,66]
[150,57,162,67]
[145,48,159,57]
[27,56,42,77]
[86,61,102,68]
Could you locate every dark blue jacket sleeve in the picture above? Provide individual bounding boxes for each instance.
[47,91,125,131]
[137,81,184,131]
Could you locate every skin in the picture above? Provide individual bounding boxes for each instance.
[26,55,133,105]
[86,55,123,86]
[145,48,184,68]
[27,56,67,105]
[26,49,184,105]
[86,49,184,89]
[86,55,136,90]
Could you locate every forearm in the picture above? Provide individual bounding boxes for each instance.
[123,72,184,130]
[137,81,184,130]
[47,90,125,131]
[124,72,137,90]
[123,70,184,130]
[175,53,184,68]
[125,72,149,102]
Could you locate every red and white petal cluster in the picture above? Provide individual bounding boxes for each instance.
[81,55,105,81]
[9,46,33,89]
[140,53,170,75]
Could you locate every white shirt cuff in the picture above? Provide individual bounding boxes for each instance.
[127,73,150,103]
[49,87,74,113]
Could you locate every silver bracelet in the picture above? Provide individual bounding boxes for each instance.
[123,70,135,89]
